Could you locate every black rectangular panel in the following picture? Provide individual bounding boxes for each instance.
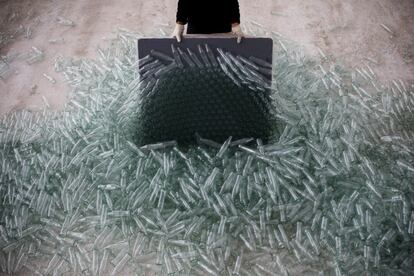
[137,37,273,68]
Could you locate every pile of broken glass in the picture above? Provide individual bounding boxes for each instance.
[0,26,413,275]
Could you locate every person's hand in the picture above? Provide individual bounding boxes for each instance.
[231,23,244,44]
[172,23,185,43]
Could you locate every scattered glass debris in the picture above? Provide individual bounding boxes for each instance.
[42,73,56,84]
[0,26,413,276]
[57,16,76,27]
[25,47,44,65]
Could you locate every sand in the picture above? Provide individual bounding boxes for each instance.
[0,0,413,117]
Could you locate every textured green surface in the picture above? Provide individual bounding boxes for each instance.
[0,28,413,276]
[136,67,273,146]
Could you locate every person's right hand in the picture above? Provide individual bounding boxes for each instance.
[172,23,185,43]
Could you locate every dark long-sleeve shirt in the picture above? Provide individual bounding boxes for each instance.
[176,0,240,34]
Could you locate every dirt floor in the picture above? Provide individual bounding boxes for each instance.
[0,0,413,117]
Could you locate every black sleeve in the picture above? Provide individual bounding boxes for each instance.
[229,0,241,24]
[176,0,189,24]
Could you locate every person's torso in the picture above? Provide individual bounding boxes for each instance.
[186,0,235,33]
[186,0,233,24]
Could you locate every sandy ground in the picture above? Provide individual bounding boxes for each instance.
[0,0,413,117]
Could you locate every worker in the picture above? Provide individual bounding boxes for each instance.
[172,0,245,43]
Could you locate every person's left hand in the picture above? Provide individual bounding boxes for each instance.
[172,23,185,43]
[231,23,245,44]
